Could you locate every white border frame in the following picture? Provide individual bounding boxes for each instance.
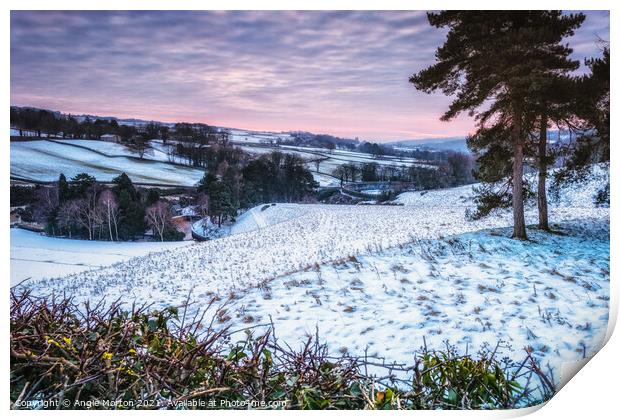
[3,2,616,418]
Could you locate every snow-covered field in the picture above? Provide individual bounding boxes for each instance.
[311,172,341,187]
[21,165,608,299]
[14,164,610,384]
[278,144,436,173]
[54,139,172,162]
[230,203,308,235]
[238,145,320,161]
[10,140,205,186]
[395,183,475,206]
[10,136,431,188]
[281,144,423,165]
[22,199,607,301]
[212,219,609,379]
[10,138,414,188]
[10,229,190,286]
[227,128,294,145]
[227,135,435,185]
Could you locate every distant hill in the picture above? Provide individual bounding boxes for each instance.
[388,130,577,154]
[387,137,469,152]
[73,115,176,128]
[12,105,471,151]
[11,105,176,128]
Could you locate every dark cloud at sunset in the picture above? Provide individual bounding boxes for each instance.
[10,10,609,141]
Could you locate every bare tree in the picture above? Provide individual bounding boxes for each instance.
[332,164,360,185]
[145,200,172,242]
[57,200,79,238]
[216,160,229,177]
[98,189,119,241]
[332,166,346,187]
[32,186,59,235]
[73,190,103,240]
[196,193,210,217]
[346,164,360,183]
[127,135,148,159]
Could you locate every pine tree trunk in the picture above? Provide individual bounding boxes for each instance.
[537,113,550,231]
[511,109,527,240]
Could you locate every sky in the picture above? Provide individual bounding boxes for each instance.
[10,11,609,141]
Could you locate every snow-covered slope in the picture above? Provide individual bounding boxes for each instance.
[227,128,294,144]
[550,163,610,207]
[10,229,190,286]
[22,163,608,304]
[230,204,308,235]
[395,163,610,209]
[10,140,205,186]
[210,219,609,377]
[395,184,475,206]
[15,164,609,384]
[53,139,173,163]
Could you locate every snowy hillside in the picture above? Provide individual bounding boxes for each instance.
[227,128,295,144]
[10,229,190,286]
[210,219,609,378]
[230,204,308,235]
[15,163,609,386]
[22,164,609,303]
[395,163,610,209]
[233,142,429,187]
[9,137,422,188]
[395,184,475,206]
[10,140,205,186]
[54,139,173,162]
[549,163,610,207]
[10,130,436,190]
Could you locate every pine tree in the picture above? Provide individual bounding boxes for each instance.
[71,173,97,198]
[571,46,610,164]
[197,172,218,194]
[466,124,515,218]
[58,173,70,203]
[112,173,146,239]
[209,181,236,227]
[411,11,585,239]
[528,75,579,230]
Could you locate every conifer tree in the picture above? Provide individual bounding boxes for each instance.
[571,46,610,164]
[528,75,578,230]
[58,173,70,203]
[411,11,585,239]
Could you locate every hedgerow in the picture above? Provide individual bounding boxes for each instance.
[10,290,554,410]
